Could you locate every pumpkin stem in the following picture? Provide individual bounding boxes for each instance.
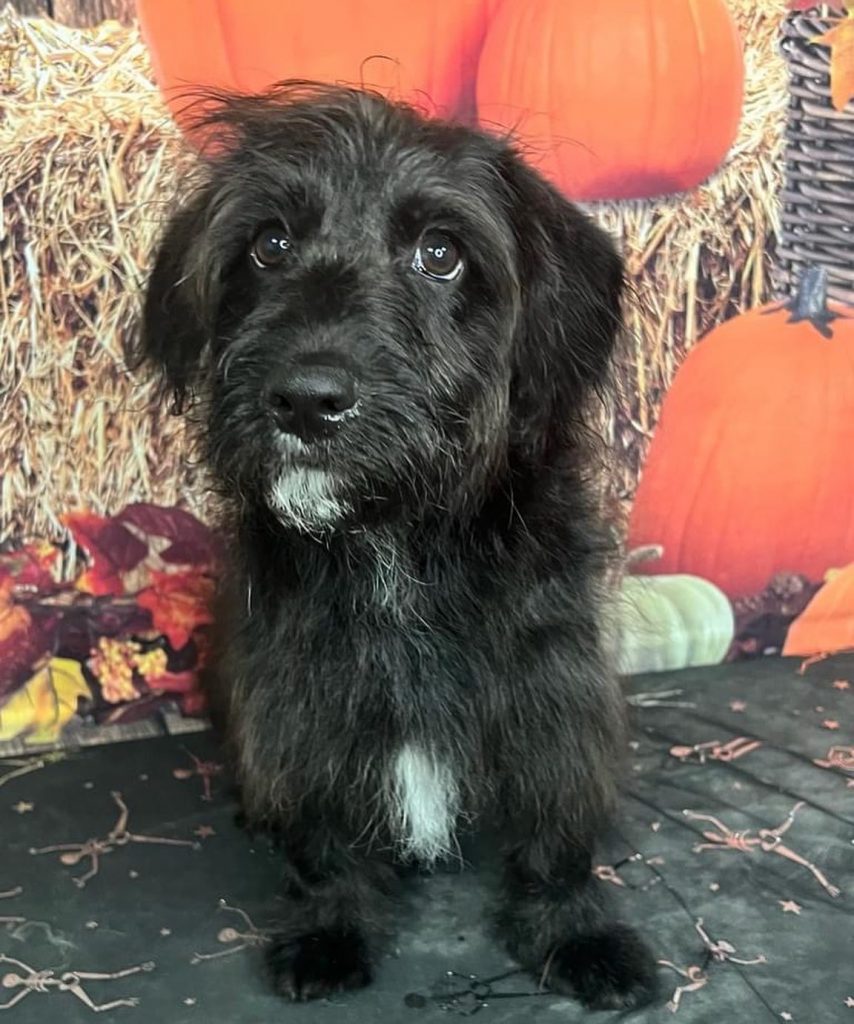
[772,264,840,339]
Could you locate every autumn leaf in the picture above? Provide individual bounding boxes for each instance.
[0,578,31,645]
[53,601,153,663]
[137,571,215,651]
[117,503,221,568]
[0,657,91,744]
[0,541,60,593]
[813,10,854,111]
[63,511,148,595]
[0,578,49,699]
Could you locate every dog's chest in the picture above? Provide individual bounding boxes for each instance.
[391,743,459,863]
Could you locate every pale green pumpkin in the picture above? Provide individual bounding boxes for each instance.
[615,551,735,675]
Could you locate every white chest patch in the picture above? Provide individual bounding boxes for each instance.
[391,744,458,864]
[269,467,346,532]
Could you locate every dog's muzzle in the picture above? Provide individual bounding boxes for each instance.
[266,364,359,441]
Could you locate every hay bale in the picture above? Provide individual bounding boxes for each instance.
[0,8,203,549]
[0,2,788,549]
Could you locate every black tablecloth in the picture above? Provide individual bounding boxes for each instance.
[0,654,851,1022]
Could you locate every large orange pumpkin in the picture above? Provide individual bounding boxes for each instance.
[629,267,854,599]
[137,0,494,133]
[475,0,744,201]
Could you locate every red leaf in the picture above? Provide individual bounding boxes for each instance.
[0,579,52,698]
[148,669,200,693]
[137,570,215,651]
[0,541,60,594]
[63,512,148,595]
[117,504,220,567]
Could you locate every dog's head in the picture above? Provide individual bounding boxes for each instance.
[135,83,622,533]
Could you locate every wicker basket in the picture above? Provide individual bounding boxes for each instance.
[777,11,854,306]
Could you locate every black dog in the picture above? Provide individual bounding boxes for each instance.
[134,82,657,1011]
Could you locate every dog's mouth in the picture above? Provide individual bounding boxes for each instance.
[264,433,349,531]
[275,431,320,463]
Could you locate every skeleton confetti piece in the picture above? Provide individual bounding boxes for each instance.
[29,791,199,888]
[172,751,223,803]
[814,745,854,773]
[798,653,830,674]
[683,802,841,898]
[0,753,65,790]
[669,736,761,765]
[0,954,154,1013]
[191,900,271,964]
[659,919,766,1014]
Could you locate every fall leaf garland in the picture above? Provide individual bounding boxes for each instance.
[0,504,220,745]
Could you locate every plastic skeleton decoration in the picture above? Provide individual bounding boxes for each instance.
[191,900,271,963]
[658,919,765,1013]
[0,955,154,1013]
[683,801,841,898]
[669,736,761,765]
[173,751,223,803]
[29,791,199,888]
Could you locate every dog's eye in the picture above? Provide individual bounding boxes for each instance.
[412,231,463,282]
[250,225,292,268]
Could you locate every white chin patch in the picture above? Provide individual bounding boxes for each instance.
[269,466,346,532]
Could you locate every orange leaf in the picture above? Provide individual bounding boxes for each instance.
[813,13,854,111]
[137,571,215,651]
[0,578,31,645]
[784,561,854,656]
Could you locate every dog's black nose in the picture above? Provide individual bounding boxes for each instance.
[268,367,358,438]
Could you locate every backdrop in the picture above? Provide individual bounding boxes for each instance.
[1,0,852,751]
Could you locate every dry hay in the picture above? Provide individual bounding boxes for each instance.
[0,2,789,549]
[0,7,199,548]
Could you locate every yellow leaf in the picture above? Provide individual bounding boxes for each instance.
[813,14,854,112]
[0,658,91,744]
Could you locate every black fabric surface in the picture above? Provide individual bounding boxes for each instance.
[0,654,851,1022]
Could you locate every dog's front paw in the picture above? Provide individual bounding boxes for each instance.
[544,924,658,1011]
[265,928,372,1001]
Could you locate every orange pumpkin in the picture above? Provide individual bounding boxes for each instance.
[475,0,744,201]
[784,563,854,657]
[629,266,854,599]
[137,0,494,134]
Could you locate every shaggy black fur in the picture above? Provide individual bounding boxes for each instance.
[133,82,658,1011]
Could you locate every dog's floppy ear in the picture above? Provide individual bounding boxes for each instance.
[132,196,212,412]
[499,151,624,460]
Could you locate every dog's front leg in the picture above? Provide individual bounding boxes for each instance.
[497,829,658,1011]
[264,818,399,1001]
